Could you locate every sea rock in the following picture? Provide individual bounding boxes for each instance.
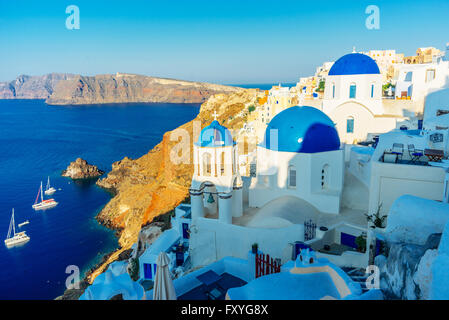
[62,158,105,179]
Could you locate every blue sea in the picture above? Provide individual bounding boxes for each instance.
[0,100,200,299]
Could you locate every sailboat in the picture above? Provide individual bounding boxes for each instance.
[44,176,56,196]
[32,181,58,211]
[5,209,30,247]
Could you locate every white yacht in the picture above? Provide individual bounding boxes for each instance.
[32,181,58,211]
[44,176,56,196]
[5,209,30,247]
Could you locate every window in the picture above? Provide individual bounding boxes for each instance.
[426,69,436,83]
[349,84,357,99]
[321,165,329,190]
[405,72,413,82]
[288,165,297,188]
[332,83,336,98]
[347,117,354,133]
[220,152,225,175]
[371,84,375,98]
[203,153,211,176]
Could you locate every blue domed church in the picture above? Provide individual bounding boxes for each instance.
[323,52,384,144]
[248,106,345,214]
[190,119,243,225]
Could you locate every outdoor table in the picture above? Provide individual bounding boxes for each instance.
[424,148,445,162]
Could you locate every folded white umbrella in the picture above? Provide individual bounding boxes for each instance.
[153,252,177,300]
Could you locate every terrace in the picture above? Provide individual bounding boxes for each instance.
[178,272,247,300]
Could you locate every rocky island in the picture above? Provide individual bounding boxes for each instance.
[62,158,105,180]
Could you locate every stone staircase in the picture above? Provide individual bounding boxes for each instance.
[343,267,370,293]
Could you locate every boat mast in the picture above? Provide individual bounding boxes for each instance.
[40,181,44,202]
[12,209,16,237]
[6,210,13,239]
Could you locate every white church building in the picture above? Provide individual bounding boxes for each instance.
[248,106,344,214]
[322,52,410,144]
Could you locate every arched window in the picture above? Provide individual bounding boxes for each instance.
[346,117,354,133]
[349,83,357,99]
[203,152,211,176]
[321,164,329,190]
[288,165,297,188]
[220,151,225,176]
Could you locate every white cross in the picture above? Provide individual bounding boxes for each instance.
[212,110,219,121]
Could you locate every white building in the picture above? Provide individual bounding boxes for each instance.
[395,52,449,101]
[348,86,449,216]
[322,52,412,144]
[249,106,345,214]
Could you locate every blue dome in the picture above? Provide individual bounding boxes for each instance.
[262,106,340,153]
[329,53,380,76]
[195,120,235,148]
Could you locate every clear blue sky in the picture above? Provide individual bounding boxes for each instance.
[0,0,448,84]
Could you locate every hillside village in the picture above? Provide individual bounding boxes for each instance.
[77,44,449,301]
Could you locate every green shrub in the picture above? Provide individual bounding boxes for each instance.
[128,257,140,281]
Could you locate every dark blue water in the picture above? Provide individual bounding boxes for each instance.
[0,100,199,299]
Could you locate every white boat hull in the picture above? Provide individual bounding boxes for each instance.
[44,187,56,196]
[5,232,30,247]
[32,199,58,211]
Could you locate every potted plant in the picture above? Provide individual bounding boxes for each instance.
[251,243,258,254]
[355,234,367,253]
[365,204,386,229]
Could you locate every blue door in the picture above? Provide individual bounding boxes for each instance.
[144,263,152,280]
[182,223,190,239]
[341,232,357,249]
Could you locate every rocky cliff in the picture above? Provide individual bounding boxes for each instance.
[87,89,261,283]
[45,73,241,105]
[376,233,441,300]
[0,73,76,99]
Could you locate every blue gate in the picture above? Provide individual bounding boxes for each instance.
[304,220,317,241]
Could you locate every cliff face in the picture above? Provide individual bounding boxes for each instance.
[376,233,441,300]
[46,74,240,105]
[0,73,76,99]
[88,89,261,282]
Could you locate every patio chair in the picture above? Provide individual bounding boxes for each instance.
[408,144,423,163]
[391,143,404,161]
